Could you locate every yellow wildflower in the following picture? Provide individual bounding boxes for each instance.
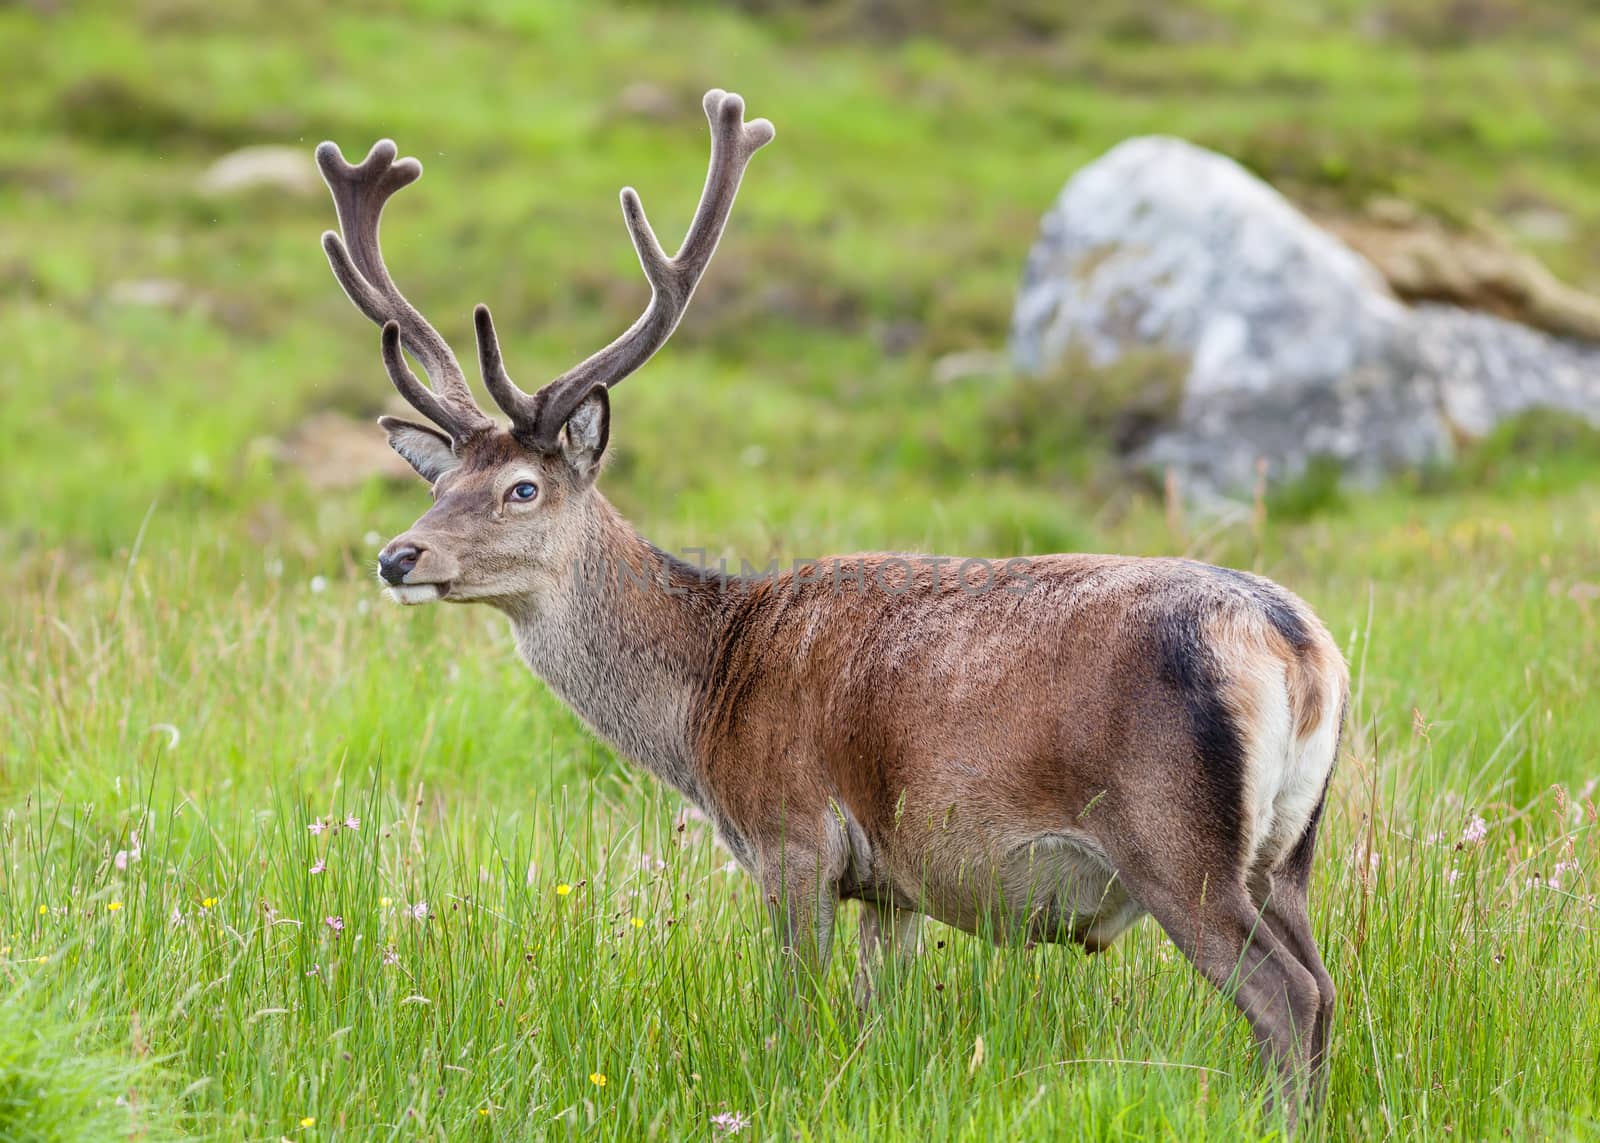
[300,1116,316,1128]
[589,1072,607,1087]
[35,955,48,965]
[555,884,572,897]
[631,918,644,930]
[201,897,218,909]
[37,905,47,915]
[107,901,123,912]
[478,1108,491,1117]
[379,896,392,909]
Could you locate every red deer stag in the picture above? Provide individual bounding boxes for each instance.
[316,89,1346,1126]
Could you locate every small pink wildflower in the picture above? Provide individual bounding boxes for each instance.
[325,915,345,934]
[382,946,400,967]
[344,814,361,831]
[1549,860,1580,891]
[408,901,429,921]
[114,832,141,871]
[308,819,327,836]
[711,1111,750,1136]
[1445,867,1461,885]
[1461,815,1488,845]
[310,859,326,875]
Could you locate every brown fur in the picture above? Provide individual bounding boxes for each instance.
[1288,635,1333,740]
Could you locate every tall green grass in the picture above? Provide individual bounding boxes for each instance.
[4,472,1598,1139]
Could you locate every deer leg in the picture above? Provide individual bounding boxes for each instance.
[759,846,838,994]
[1133,877,1321,1133]
[1260,793,1339,1101]
[1251,870,1336,1099]
[853,900,922,1009]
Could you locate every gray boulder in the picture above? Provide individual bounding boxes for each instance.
[1011,136,1600,497]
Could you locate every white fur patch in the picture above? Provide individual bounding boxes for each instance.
[1247,662,1342,870]
[566,400,604,450]
[1242,659,1297,868]
[561,390,609,477]
[1278,671,1344,850]
[387,584,443,606]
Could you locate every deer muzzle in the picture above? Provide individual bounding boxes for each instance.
[376,536,460,604]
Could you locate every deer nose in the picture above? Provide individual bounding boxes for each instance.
[378,543,423,585]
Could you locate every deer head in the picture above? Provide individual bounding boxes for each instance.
[317,90,774,606]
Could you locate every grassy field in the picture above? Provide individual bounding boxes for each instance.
[4,1,1600,1139]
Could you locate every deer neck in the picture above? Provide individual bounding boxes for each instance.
[500,494,722,804]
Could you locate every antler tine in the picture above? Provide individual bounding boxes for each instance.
[316,139,492,439]
[485,89,773,450]
[473,303,528,429]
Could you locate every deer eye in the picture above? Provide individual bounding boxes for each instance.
[508,481,538,503]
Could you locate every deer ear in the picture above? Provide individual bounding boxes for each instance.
[560,385,610,483]
[378,415,460,483]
